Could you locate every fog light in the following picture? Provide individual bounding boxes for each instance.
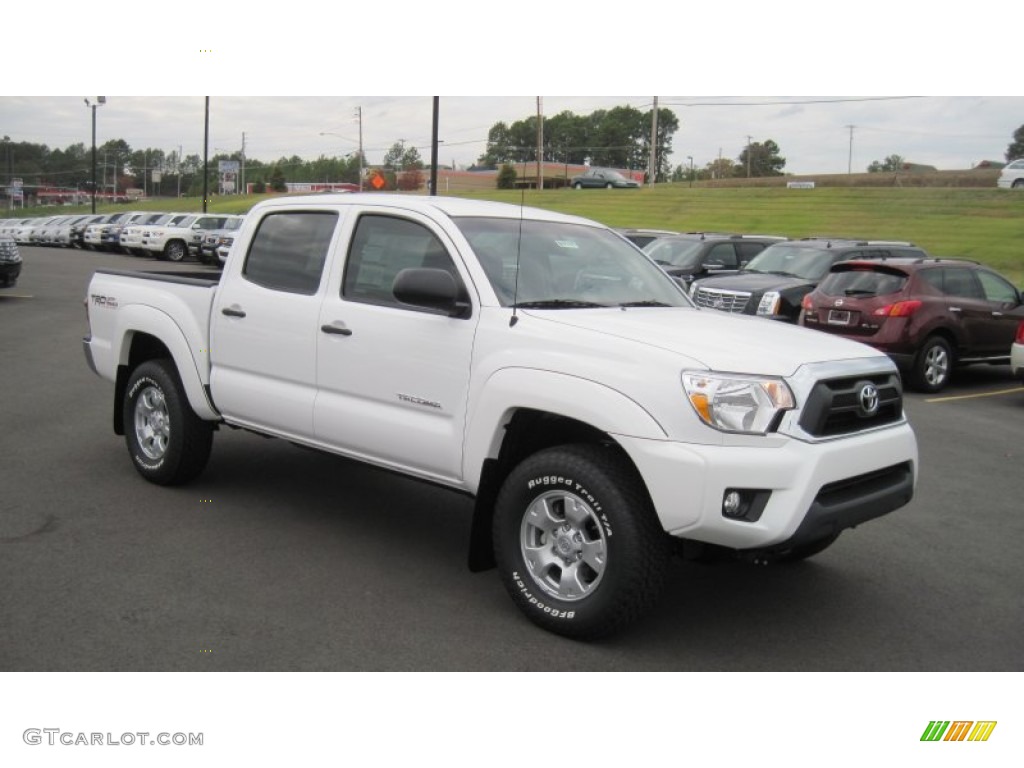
[721,489,771,523]
[723,490,743,518]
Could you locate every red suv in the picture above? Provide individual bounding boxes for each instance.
[800,257,1024,392]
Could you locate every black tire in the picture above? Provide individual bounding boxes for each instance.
[773,532,840,563]
[911,336,953,393]
[164,240,187,262]
[605,182,614,189]
[123,360,213,485]
[493,443,671,639]
[1012,179,1024,189]
[573,182,583,189]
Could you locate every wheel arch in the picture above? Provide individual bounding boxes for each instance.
[467,407,655,572]
[112,311,218,433]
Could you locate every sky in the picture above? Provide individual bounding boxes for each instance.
[2,95,1022,176]
[3,3,1021,177]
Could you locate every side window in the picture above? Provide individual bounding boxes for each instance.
[343,214,461,309]
[976,270,1019,304]
[939,267,984,300]
[735,242,764,263]
[706,243,737,267]
[242,211,336,295]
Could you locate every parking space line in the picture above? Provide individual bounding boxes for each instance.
[925,387,1024,403]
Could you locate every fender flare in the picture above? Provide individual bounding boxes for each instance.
[114,304,219,421]
[461,367,667,493]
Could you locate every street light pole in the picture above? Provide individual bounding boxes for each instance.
[687,155,693,188]
[84,96,105,213]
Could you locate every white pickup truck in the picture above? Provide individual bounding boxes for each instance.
[83,194,918,638]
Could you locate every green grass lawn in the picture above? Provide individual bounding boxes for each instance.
[463,186,1024,285]
[16,185,1024,284]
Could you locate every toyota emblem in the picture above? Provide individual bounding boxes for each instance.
[858,383,880,416]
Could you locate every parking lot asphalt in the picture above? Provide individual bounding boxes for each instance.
[2,246,1022,671]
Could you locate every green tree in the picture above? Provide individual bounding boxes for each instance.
[270,165,286,192]
[496,163,517,189]
[382,140,422,171]
[867,154,905,173]
[1006,124,1024,161]
[736,140,786,177]
[477,105,680,177]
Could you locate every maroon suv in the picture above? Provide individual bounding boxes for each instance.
[800,258,1024,392]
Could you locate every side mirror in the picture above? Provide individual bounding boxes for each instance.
[393,268,471,318]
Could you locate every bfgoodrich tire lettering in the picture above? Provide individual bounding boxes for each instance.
[493,443,671,639]
[123,359,213,485]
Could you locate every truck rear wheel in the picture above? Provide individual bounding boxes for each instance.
[123,360,212,485]
[493,443,671,639]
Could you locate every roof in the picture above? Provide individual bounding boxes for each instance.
[249,193,599,226]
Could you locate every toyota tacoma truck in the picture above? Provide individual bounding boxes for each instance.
[83,194,918,638]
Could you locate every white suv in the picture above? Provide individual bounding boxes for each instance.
[997,158,1024,189]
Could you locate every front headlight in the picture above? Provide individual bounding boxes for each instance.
[682,371,794,434]
[757,291,781,316]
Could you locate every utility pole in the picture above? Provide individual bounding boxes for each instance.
[430,97,439,196]
[746,136,753,178]
[355,106,364,192]
[203,97,210,213]
[846,125,855,174]
[177,144,182,198]
[648,96,659,185]
[536,97,543,191]
[241,132,247,195]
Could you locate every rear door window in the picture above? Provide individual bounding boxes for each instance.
[242,211,337,295]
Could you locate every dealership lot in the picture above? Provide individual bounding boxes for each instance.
[1,246,1022,671]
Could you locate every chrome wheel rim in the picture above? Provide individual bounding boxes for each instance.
[924,345,949,387]
[134,385,170,460]
[520,490,607,602]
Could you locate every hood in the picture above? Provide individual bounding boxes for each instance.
[697,272,812,292]
[528,307,885,377]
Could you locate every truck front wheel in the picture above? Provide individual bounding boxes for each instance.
[123,360,212,485]
[493,443,671,639]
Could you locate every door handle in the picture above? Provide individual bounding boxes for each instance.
[321,323,353,336]
[948,307,962,313]
[991,311,1004,317]
[221,305,246,318]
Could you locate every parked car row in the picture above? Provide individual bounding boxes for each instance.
[664,234,1023,392]
[0,211,245,267]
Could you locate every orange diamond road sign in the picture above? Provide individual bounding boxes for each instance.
[371,173,386,190]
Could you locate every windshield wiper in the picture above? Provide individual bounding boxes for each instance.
[513,299,607,309]
[618,300,672,308]
[843,289,876,296]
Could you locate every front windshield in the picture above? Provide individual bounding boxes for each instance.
[643,238,705,268]
[454,217,690,308]
[743,245,834,281]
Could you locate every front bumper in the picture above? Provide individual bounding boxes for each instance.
[617,421,918,550]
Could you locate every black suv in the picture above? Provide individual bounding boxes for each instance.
[643,232,787,287]
[690,238,928,322]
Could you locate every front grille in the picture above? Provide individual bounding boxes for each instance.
[799,372,903,437]
[693,286,751,313]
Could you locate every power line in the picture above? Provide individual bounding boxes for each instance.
[661,96,926,108]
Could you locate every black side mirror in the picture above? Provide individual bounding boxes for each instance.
[393,268,471,318]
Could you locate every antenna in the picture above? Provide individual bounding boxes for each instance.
[510,183,525,327]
